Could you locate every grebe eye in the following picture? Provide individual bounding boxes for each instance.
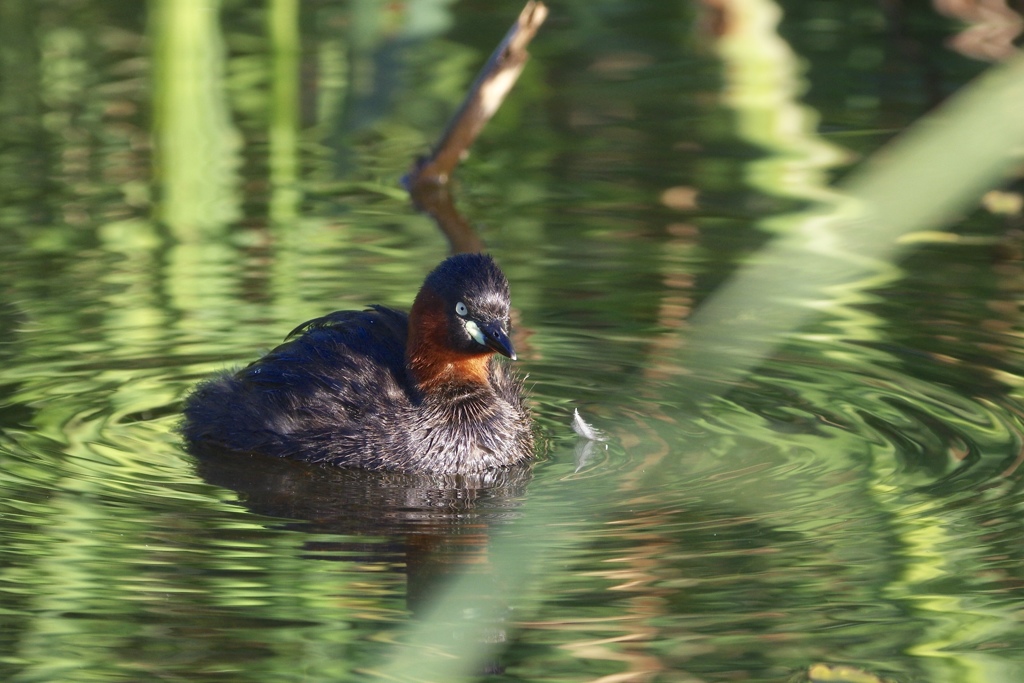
[455,302,468,317]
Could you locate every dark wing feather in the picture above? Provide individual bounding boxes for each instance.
[182,306,413,461]
[285,307,389,340]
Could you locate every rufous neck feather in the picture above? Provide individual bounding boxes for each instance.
[407,287,492,391]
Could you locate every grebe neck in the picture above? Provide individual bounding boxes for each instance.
[407,287,492,391]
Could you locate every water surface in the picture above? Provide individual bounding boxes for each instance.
[2,1,1024,682]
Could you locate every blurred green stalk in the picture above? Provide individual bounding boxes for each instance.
[684,50,1024,390]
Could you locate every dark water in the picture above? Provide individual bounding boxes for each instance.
[3,1,1024,681]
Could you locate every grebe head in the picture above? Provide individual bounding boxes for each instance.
[408,254,517,388]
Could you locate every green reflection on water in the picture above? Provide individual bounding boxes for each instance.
[151,0,242,236]
[267,0,300,225]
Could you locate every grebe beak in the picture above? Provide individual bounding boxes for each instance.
[479,320,517,360]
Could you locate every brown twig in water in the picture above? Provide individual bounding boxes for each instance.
[411,179,487,254]
[406,1,548,188]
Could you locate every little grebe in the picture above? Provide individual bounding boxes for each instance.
[181,253,534,474]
